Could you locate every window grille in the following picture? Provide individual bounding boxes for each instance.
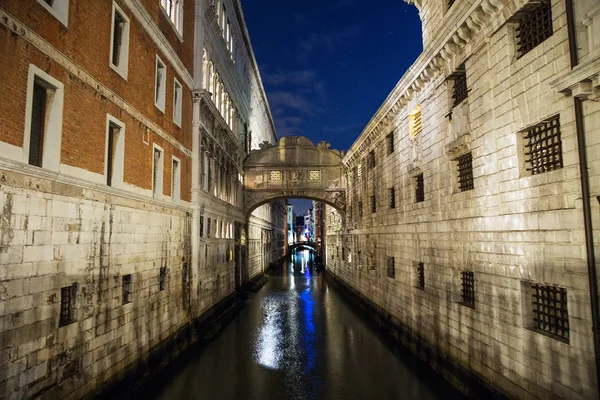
[417,262,425,290]
[207,217,211,238]
[452,72,468,107]
[389,187,396,209]
[457,152,474,191]
[461,271,475,308]
[309,170,321,180]
[409,106,422,137]
[269,170,282,181]
[371,195,376,213]
[159,267,167,291]
[369,253,376,271]
[199,216,204,237]
[59,285,76,326]
[358,202,363,217]
[532,284,569,341]
[387,257,395,278]
[387,132,395,154]
[524,115,562,175]
[415,174,424,203]
[122,275,132,304]
[516,0,553,58]
[368,150,376,169]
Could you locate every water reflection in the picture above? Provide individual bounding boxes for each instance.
[140,249,462,400]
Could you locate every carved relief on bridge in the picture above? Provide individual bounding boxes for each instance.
[243,136,347,217]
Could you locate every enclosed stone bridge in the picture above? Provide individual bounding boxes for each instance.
[243,136,346,217]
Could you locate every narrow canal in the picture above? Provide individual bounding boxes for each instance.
[136,249,463,400]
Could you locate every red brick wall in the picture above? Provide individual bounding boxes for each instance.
[0,0,193,202]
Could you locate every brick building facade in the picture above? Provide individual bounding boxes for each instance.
[0,0,284,398]
[326,0,600,398]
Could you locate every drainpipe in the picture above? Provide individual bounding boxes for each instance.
[565,0,600,391]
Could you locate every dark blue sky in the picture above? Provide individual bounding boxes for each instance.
[243,0,423,214]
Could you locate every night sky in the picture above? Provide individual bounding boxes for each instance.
[243,0,423,214]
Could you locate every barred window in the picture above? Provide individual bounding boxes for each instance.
[59,284,76,327]
[369,253,376,271]
[387,257,395,278]
[516,0,553,58]
[452,70,468,108]
[409,106,422,137]
[417,262,425,290]
[199,216,204,237]
[371,195,376,213]
[122,275,132,304]
[368,150,376,169]
[269,170,282,181]
[524,115,562,175]
[415,174,424,203]
[460,271,475,308]
[389,187,396,209]
[358,201,363,217]
[387,132,395,155]
[309,170,321,180]
[457,152,474,191]
[159,267,167,291]
[532,284,569,341]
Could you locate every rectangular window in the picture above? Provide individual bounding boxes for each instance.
[110,3,130,79]
[415,173,424,203]
[122,274,132,304]
[417,262,425,290]
[387,257,395,278]
[59,284,76,326]
[452,69,468,108]
[358,201,363,217]
[105,116,125,188]
[389,187,396,209]
[173,79,182,127]
[269,170,282,181]
[369,253,376,271]
[36,0,69,26]
[152,146,164,199]
[460,271,475,308]
[516,0,553,58]
[160,0,183,34]
[524,115,562,175]
[387,132,395,155]
[368,150,376,169]
[29,82,47,168]
[309,170,321,180]
[457,152,474,191]
[199,216,204,237]
[159,267,167,291]
[172,157,181,204]
[207,217,211,238]
[531,284,569,341]
[409,106,422,137]
[155,56,167,112]
[25,66,64,171]
[371,195,376,213]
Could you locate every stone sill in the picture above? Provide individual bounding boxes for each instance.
[445,134,472,160]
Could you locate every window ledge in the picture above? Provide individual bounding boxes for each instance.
[526,327,570,344]
[445,133,471,159]
[110,62,128,80]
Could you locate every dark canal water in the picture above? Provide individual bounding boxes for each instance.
[137,250,463,400]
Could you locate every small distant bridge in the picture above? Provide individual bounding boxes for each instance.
[289,241,321,254]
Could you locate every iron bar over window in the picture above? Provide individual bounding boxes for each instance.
[524,115,562,175]
[461,271,475,308]
[417,262,425,290]
[415,174,424,203]
[389,187,396,209]
[516,0,553,58]
[59,285,76,326]
[532,284,569,342]
[371,195,376,213]
[452,71,468,108]
[159,267,167,291]
[457,152,474,191]
[387,257,395,279]
[122,275,132,304]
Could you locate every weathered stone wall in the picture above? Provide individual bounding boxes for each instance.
[0,168,192,399]
[326,0,600,398]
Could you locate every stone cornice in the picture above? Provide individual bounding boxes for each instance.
[343,0,508,166]
[123,0,195,89]
[550,56,600,100]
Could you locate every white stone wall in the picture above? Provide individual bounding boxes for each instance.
[0,169,192,399]
[327,0,600,398]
